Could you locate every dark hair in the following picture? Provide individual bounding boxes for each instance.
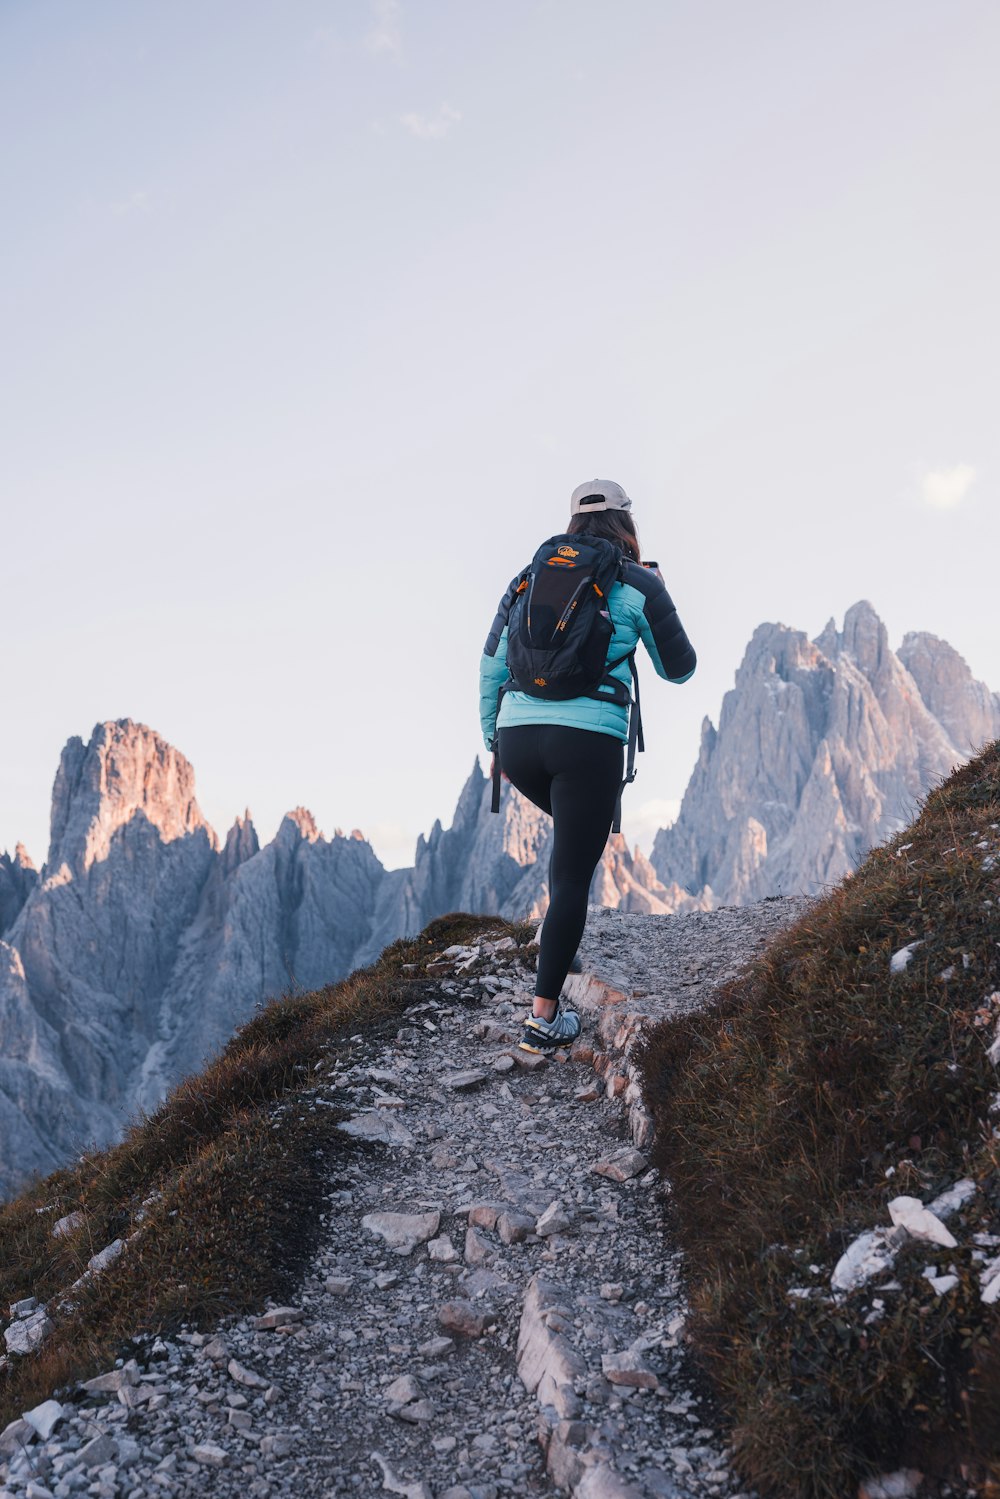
[566,509,641,563]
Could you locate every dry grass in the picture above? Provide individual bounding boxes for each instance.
[639,742,1000,1497]
[0,911,510,1427]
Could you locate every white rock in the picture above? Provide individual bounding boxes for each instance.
[361,1210,441,1255]
[601,1349,658,1389]
[888,1196,958,1248]
[52,1211,84,1239]
[250,1306,303,1330]
[830,1229,900,1293]
[928,1179,976,1218]
[427,1235,458,1263]
[87,1239,124,1274]
[980,1255,1000,1304]
[3,1309,52,1356]
[337,1113,415,1147]
[193,1442,228,1467]
[0,1417,34,1454]
[889,941,923,975]
[592,1147,648,1182]
[79,1432,115,1469]
[227,1358,270,1389]
[81,1362,141,1394]
[22,1400,64,1441]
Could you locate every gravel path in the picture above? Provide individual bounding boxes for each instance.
[1,899,806,1499]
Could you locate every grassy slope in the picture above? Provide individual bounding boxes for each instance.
[0,913,522,1429]
[639,742,1000,1498]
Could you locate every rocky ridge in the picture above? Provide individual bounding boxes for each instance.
[0,901,804,1499]
[0,725,679,1200]
[652,602,1000,907]
[1,603,994,1197]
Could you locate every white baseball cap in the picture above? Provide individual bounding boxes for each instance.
[569,479,632,514]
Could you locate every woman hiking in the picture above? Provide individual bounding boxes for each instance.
[479,478,697,1054]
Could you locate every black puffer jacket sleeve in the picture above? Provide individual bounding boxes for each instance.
[479,572,525,748]
[621,561,697,682]
[483,573,524,656]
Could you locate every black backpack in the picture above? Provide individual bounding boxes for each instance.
[490,533,643,833]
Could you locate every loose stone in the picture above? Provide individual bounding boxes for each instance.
[418,1336,454,1358]
[445,1070,491,1091]
[250,1306,304,1330]
[497,1210,535,1245]
[362,1210,441,1255]
[79,1433,115,1469]
[385,1374,422,1406]
[536,1202,573,1236]
[602,1349,659,1389]
[51,1211,84,1239]
[592,1147,649,1182]
[227,1358,270,1389]
[192,1441,229,1466]
[438,1300,495,1337]
[22,1400,64,1441]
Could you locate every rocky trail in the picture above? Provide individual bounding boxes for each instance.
[2,899,804,1499]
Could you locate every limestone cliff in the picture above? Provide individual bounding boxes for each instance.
[651,602,999,906]
[0,723,218,1196]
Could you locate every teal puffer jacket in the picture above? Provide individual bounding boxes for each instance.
[479,556,696,749]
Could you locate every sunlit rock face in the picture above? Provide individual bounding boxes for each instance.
[0,723,408,1198]
[0,722,218,1197]
[651,602,1000,908]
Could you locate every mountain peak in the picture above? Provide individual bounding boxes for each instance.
[48,719,215,874]
[654,602,995,907]
[840,600,888,675]
[280,807,320,843]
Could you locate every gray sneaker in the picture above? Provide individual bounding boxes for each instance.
[519,1005,582,1054]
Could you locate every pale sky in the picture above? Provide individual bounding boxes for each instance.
[2,0,998,870]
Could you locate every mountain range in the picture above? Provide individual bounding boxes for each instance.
[0,600,996,1198]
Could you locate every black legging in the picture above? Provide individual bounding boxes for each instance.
[498,724,623,1001]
